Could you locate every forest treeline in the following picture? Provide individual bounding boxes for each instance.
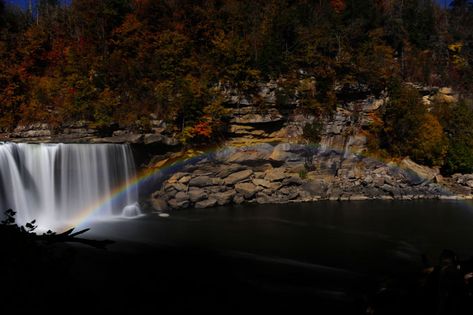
[1,0,473,173]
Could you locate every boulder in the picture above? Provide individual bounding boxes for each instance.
[380,184,399,195]
[178,175,192,184]
[373,177,385,187]
[287,191,300,200]
[168,198,189,209]
[224,144,274,165]
[285,162,306,173]
[252,178,272,188]
[195,198,217,209]
[214,190,237,206]
[363,176,373,185]
[217,164,246,178]
[189,176,212,187]
[400,157,439,185]
[168,172,189,183]
[233,194,245,204]
[255,192,272,204]
[168,183,187,192]
[350,195,370,201]
[282,176,303,186]
[151,197,168,212]
[207,186,226,193]
[223,170,253,185]
[235,182,259,199]
[301,180,327,195]
[270,143,305,162]
[265,168,288,182]
[188,188,208,203]
[174,191,189,202]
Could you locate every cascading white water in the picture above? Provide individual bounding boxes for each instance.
[0,143,140,230]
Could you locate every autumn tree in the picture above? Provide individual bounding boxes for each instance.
[381,83,446,166]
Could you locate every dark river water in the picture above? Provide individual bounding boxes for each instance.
[15,200,472,315]
[86,200,473,273]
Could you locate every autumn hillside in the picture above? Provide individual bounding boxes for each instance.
[1,0,473,174]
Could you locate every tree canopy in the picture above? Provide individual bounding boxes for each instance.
[1,0,473,171]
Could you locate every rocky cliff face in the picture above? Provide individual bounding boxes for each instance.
[0,118,179,146]
[1,80,469,211]
[150,84,471,212]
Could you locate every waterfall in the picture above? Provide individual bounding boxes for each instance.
[0,143,139,230]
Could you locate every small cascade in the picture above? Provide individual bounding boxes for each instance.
[0,143,139,229]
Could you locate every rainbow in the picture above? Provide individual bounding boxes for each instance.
[67,142,473,231]
[67,144,222,230]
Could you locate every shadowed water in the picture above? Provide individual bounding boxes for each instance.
[4,200,473,314]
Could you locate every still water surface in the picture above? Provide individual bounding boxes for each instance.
[85,199,473,276]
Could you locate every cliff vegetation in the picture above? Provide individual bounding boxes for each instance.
[1,0,473,174]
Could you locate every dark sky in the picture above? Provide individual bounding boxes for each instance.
[2,0,463,10]
[5,0,69,9]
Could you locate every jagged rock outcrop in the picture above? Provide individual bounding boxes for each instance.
[0,119,179,146]
[147,84,472,211]
[150,143,473,211]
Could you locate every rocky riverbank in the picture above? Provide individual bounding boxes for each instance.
[148,83,471,211]
[1,79,470,210]
[150,143,473,212]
